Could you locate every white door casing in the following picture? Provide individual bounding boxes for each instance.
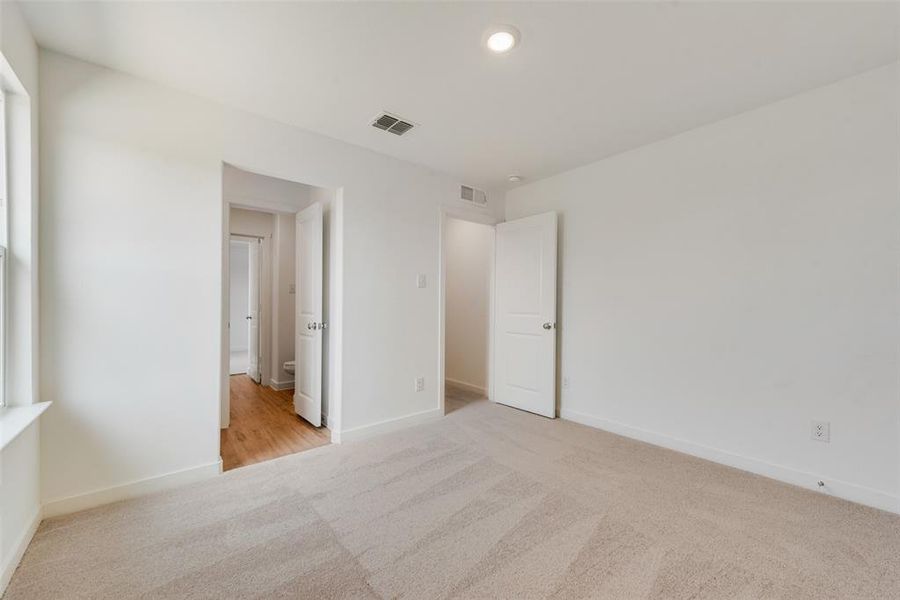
[247,238,262,383]
[494,211,558,418]
[294,202,324,427]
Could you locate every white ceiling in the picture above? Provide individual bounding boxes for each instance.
[20,1,899,190]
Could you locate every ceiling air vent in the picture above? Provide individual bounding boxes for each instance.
[371,112,415,136]
[460,185,488,206]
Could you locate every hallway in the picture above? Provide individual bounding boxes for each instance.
[220,375,330,471]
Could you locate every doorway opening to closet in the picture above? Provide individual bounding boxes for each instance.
[441,215,495,415]
[440,208,560,420]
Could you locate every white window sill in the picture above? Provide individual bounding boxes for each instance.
[0,402,51,452]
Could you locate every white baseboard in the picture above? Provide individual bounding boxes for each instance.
[42,459,223,518]
[561,408,899,515]
[269,379,294,391]
[334,407,442,444]
[445,378,487,395]
[0,505,41,596]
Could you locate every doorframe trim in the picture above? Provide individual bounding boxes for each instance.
[438,207,500,416]
[219,165,345,445]
[228,232,271,389]
[229,234,266,385]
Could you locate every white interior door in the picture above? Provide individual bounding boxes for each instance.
[494,211,558,417]
[247,238,261,383]
[294,202,324,427]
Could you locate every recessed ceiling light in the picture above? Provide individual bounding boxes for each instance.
[485,26,520,53]
[508,175,523,183]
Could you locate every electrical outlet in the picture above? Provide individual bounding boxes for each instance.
[811,420,830,443]
[415,376,425,392]
[416,274,427,289]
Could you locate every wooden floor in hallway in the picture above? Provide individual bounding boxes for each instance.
[220,375,331,471]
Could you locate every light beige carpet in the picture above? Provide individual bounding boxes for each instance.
[6,386,900,599]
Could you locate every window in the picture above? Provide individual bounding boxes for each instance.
[0,87,7,408]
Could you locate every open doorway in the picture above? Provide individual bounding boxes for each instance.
[229,235,260,380]
[220,165,341,471]
[442,216,495,414]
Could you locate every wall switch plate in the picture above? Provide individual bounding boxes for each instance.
[415,376,425,392]
[562,376,570,389]
[289,284,296,294]
[811,420,830,443]
[416,274,427,289]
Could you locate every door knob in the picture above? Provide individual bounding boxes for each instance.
[319,322,328,330]
[307,322,314,330]
[246,315,252,320]
[542,322,555,330]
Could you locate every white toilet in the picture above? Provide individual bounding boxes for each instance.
[283,360,295,374]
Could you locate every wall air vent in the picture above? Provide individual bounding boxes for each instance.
[371,112,416,136]
[460,185,488,206]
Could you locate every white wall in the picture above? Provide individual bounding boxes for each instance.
[505,64,900,512]
[230,206,276,237]
[228,241,249,352]
[40,51,224,510]
[272,213,295,385]
[444,218,492,391]
[0,0,41,593]
[0,425,40,593]
[39,49,501,511]
[224,163,312,214]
